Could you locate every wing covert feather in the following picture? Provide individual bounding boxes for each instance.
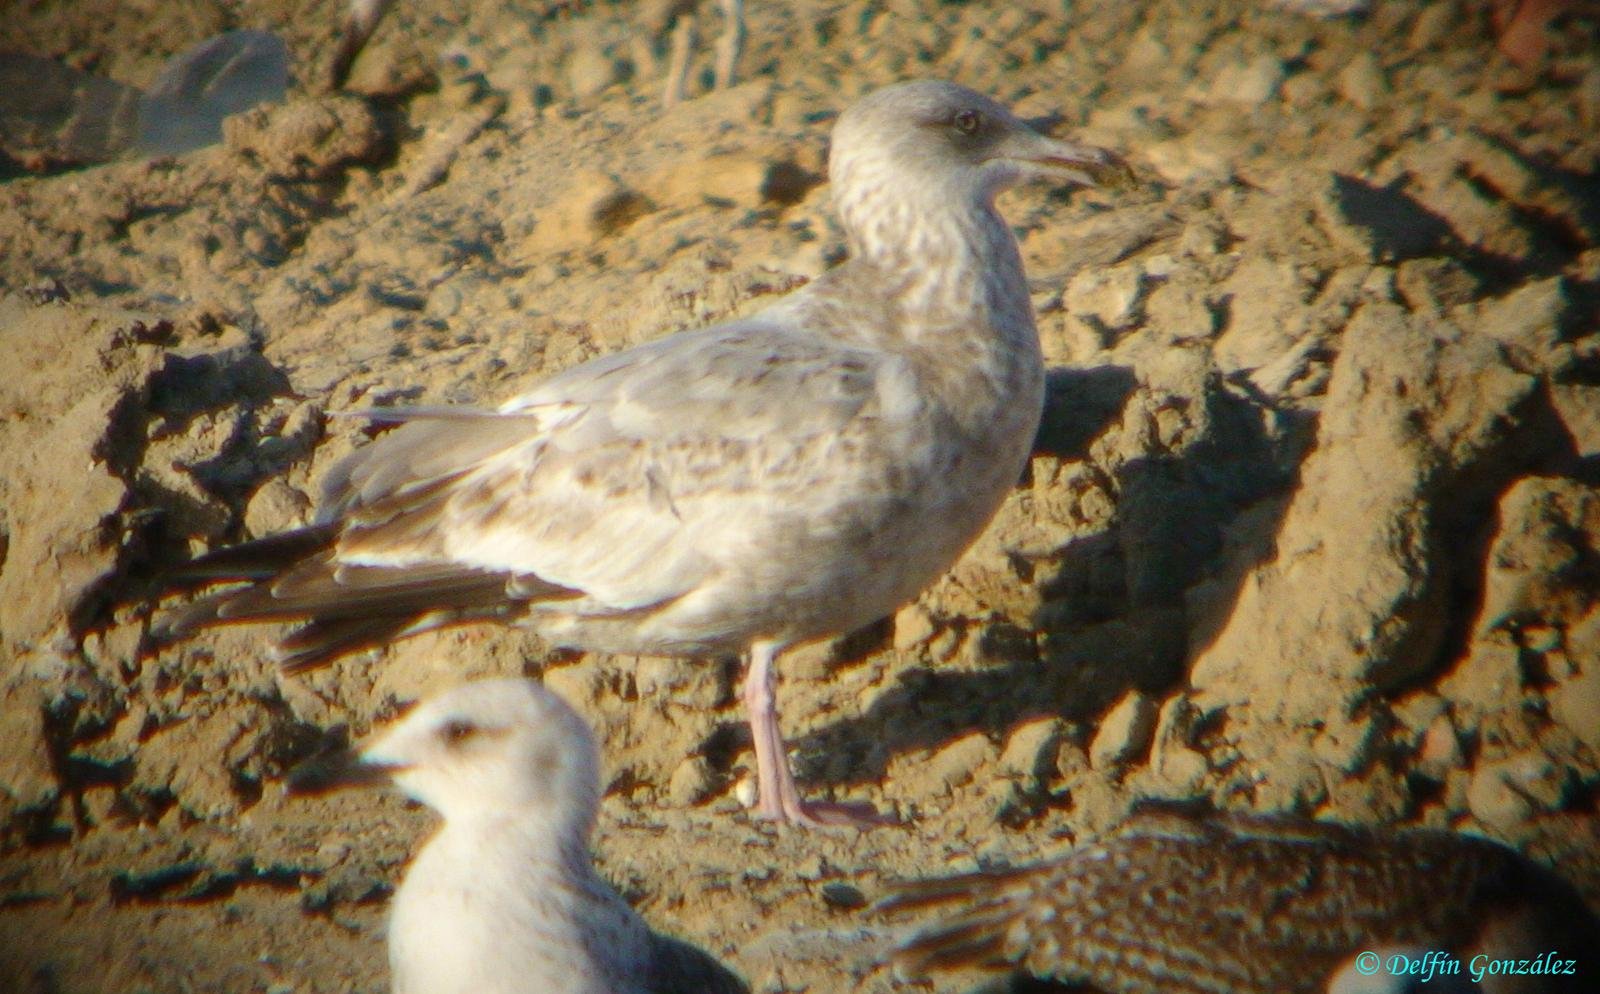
[324,319,929,612]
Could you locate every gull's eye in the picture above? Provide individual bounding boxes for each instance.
[439,718,479,745]
[953,109,982,135]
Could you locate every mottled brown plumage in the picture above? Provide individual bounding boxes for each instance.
[881,810,1600,993]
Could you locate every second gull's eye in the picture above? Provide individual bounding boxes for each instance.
[953,110,981,135]
[440,719,478,745]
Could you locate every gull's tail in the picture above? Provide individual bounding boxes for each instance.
[152,523,580,672]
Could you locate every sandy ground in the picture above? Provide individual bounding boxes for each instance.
[1,1,1598,992]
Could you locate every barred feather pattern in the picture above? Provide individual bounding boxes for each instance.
[882,810,1600,994]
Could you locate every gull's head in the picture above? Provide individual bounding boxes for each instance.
[291,678,602,833]
[829,80,1130,223]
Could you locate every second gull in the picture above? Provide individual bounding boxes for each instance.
[289,677,746,994]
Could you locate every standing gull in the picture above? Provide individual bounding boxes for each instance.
[159,80,1131,826]
[290,677,746,994]
[879,809,1600,993]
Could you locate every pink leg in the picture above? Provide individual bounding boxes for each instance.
[741,641,892,828]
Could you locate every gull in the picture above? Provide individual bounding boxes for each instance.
[879,808,1600,993]
[159,80,1131,826]
[289,677,746,994]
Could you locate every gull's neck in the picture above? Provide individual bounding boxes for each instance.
[835,174,1034,342]
[438,804,598,884]
[821,171,1041,422]
[394,805,644,994]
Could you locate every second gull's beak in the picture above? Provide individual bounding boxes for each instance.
[286,747,408,796]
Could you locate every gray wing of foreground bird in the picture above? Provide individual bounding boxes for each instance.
[157,79,1132,826]
[879,809,1600,994]
[290,678,746,994]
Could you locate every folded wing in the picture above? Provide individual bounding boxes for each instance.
[158,317,906,669]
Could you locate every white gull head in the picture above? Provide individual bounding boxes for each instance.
[360,678,602,838]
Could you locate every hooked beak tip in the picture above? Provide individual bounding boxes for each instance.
[1002,126,1136,191]
[1080,150,1138,190]
[1038,147,1136,190]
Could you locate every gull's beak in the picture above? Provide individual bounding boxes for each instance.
[998,127,1136,189]
[285,747,408,796]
